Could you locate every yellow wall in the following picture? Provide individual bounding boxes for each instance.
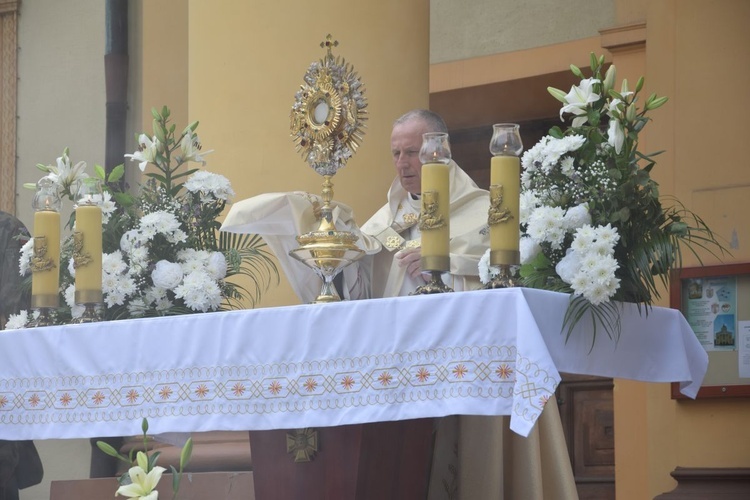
[182,0,429,307]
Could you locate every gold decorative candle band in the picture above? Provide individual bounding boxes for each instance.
[75,289,103,304]
[31,294,59,309]
[421,255,450,273]
[490,249,520,266]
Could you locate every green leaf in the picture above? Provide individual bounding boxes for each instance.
[94,164,106,180]
[108,164,125,183]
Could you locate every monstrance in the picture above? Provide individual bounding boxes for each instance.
[288,35,368,303]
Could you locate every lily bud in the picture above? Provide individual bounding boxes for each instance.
[602,65,616,94]
[184,120,200,133]
[635,76,644,93]
[621,79,630,94]
[548,86,568,103]
[570,64,584,78]
[626,103,636,122]
[646,96,669,110]
[153,119,167,144]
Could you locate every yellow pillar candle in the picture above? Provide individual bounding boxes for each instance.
[31,210,61,308]
[74,204,103,303]
[419,162,450,272]
[489,155,520,265]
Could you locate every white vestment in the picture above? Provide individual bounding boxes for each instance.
[359,160,490,297]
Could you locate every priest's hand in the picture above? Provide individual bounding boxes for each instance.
[395,247,429,282]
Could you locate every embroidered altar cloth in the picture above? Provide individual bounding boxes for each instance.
[0,289,706,441]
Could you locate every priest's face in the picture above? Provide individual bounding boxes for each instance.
[391,118,429,195]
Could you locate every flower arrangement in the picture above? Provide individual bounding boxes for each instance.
[486,54,724,343]
[96,418,192,500]
[7,106,277,327]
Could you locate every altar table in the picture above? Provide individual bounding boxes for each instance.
[0,288,706,441]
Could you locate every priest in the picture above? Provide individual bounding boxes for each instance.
[354,109,489,297]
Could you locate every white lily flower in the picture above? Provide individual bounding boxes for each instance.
[180,130,213,164]
[559,78,601,127]
[115,452,164,500]
[607,117,625,154]
[125,134,160,172]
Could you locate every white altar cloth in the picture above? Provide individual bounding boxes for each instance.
[0,288,706,441]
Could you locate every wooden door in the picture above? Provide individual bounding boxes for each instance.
[557,374,616,500]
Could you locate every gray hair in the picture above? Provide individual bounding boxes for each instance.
[393,109,448,134]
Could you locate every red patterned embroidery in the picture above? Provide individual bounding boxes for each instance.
[59,393,73,407]
[540,394,550,406]
[92,391,106,405]
[269,380,282,395]
[378,371,393,386]
[159,386,173,400]
[232,382,246,396]
[452,364,468,379]
[194,384,209,398]
[0,395,8,408]
[416,367,430,382]
[28,394,41,407]
[495,364,513,379]
[340,375,355,390]
[126,389,139,404]
[304,378,318,392]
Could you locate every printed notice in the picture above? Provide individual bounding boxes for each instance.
[739,321,750,379]
[682,276,737,352]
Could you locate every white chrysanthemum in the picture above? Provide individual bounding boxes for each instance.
[520,237,542,265]
[519,191,540,224]
[561,225,621,305]
[5,311,29,329]
[139,211,181,240]
[103,251,128,275]
[166,229,187,244]
[177,248,210,264]
[184,171,234,202]
[19,238,34,276]
[99,191,116,224]
[126,297,148,318]
[174,270,222,312]
[563,203,591,231]
[151,260,184,289]
[206,252,227,280]
[560,156,575,176]
[595,224,620,247]
[526,206,566,249]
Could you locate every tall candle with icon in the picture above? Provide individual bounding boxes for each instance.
[29,177,61,326]
[413,132,453,294]
[72,177,104,322]
[486,123,523,288]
